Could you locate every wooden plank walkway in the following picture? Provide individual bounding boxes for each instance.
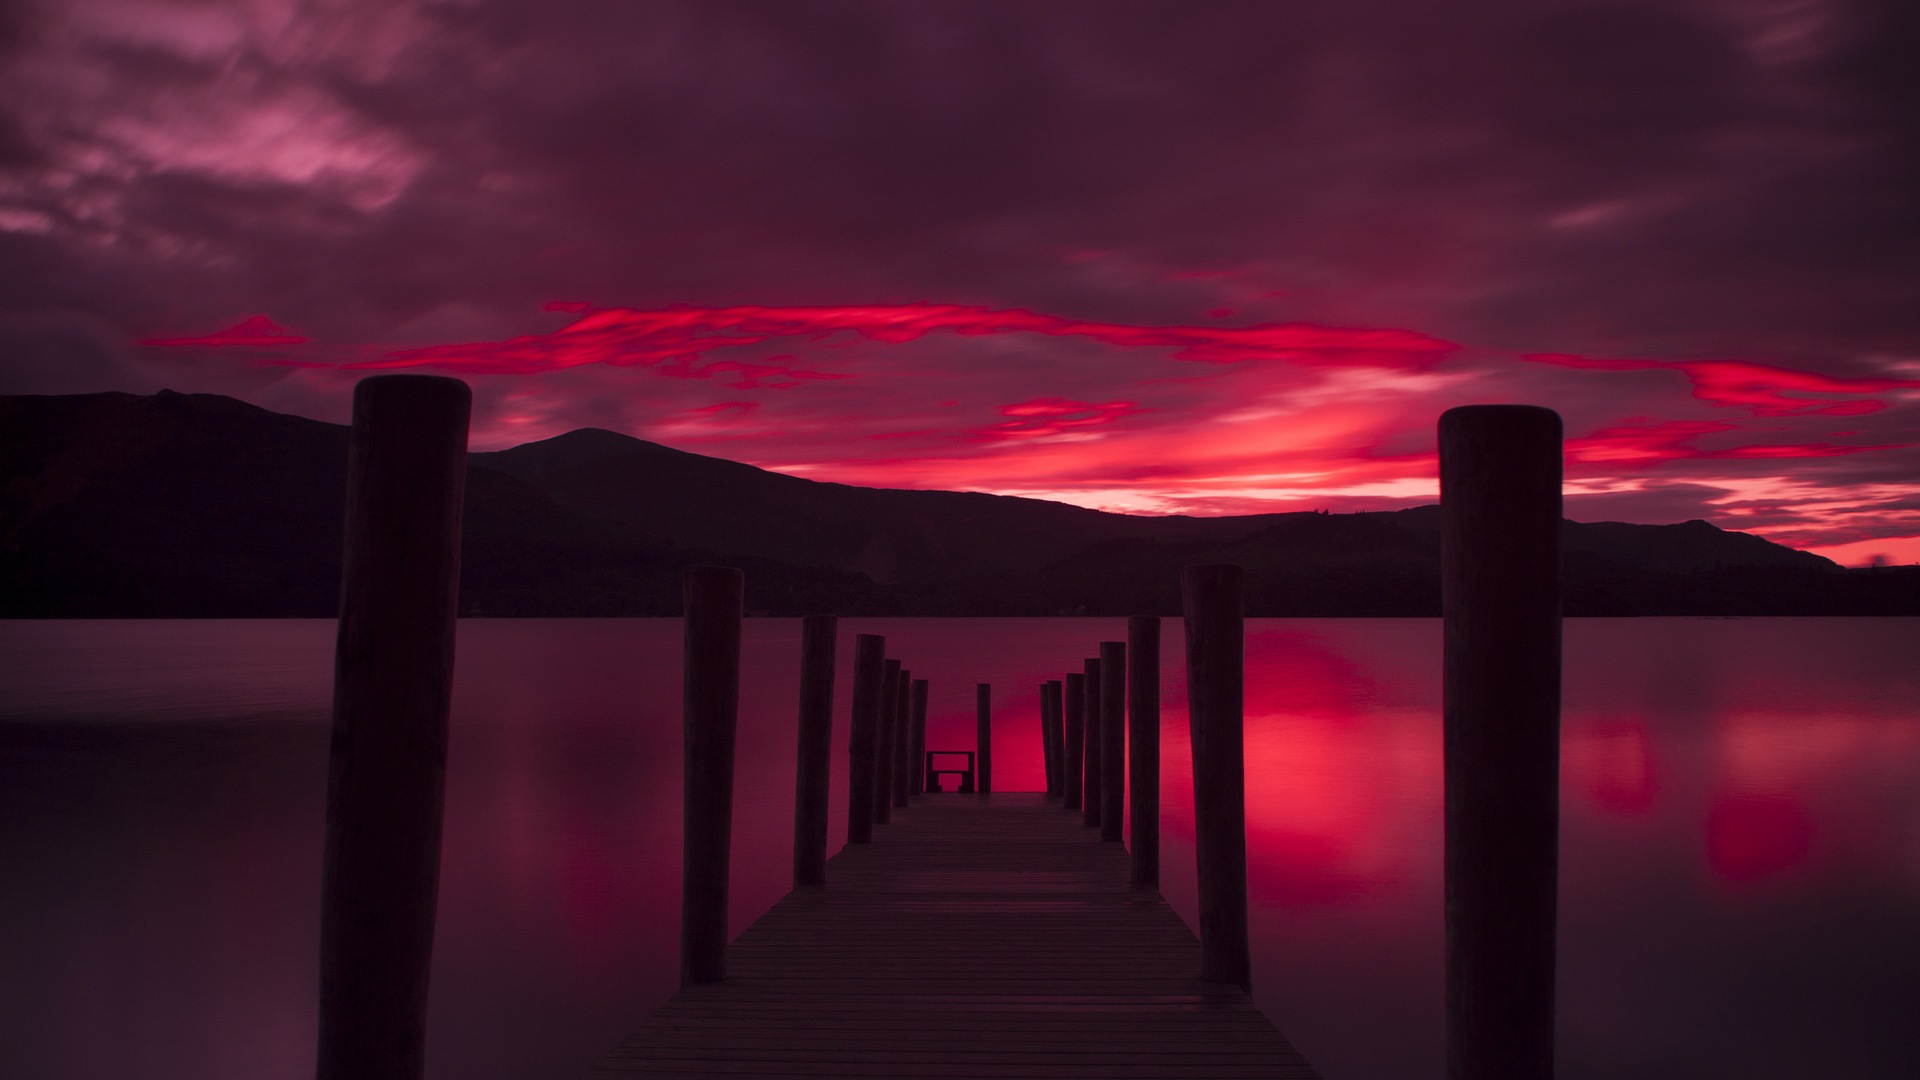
[587,792,1321,1078]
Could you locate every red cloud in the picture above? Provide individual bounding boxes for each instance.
[1567,419,1899,467]
[357,303,1457,375]
[689,357,849,390]
[138,315,310,348]
[968,397,1143,441]
[684,401,758,417]
[1528,353,1920,416]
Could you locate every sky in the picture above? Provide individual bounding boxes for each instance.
[2,0,1917,565]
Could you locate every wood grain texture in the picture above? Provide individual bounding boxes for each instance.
[587,793,1319,1079]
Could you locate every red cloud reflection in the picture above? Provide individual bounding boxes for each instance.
[357,303,1458,375]
[1564,719,1660,815]
[1529,353,1920,416]
[1567,420,1897,467]
[1707,794,1814,883]
[1237,630,1439,906]
[138,315,310,348]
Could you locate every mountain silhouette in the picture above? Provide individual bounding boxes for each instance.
[3,390,1912,617]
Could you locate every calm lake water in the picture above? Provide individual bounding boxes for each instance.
[2,617,1917,1079]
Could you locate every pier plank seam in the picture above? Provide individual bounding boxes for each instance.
[588,794,1319,1079]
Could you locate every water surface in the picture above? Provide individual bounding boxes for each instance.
[2,617,1916,1079]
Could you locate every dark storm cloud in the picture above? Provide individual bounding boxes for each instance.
[293,0,1332,320]
[4,0,1910,348]
[0,310,156,394]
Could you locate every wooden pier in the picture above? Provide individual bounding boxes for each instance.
[317,375,1562,1080]
[587,792,1320,1078]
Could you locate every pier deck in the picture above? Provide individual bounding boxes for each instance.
[587,792,1319,1078]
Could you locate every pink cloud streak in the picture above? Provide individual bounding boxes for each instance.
[122,310,1920,561]
[355,303,1459,375]
[138,315,310,349]
[1566,420,1903,468]
[968,398,1145,442]
[1527,353,1920,417]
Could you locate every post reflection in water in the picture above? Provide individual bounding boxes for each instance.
[1,617,1917,1080]
[1565,720,1660,817]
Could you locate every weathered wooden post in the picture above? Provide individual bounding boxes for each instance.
[1062,673,1086,810]
[976,683,993,793]
[875,660,901,824]
[792,614,837,888]
[680,565,744,986]
[891,669,910,805]
[1185,563,1250,990]
[894,676,919,809]
[1046,679,1064,798]
[1440,404,1563,1080]
[1128,616,1161,887]
[1036,683,1050,793]
[317,374,468,1080]
[1038,683,1056,795]
[845,634,886,844]
[1082,656,1103,829]
[910,678,928,796]
[1099,641,1126,841]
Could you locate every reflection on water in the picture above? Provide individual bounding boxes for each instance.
[2,617,1917,1079]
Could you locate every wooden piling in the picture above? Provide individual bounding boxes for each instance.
[1184,564,1250,990]
[1099,641,1126,842]
[679,565,744,987]
[1128,616,1161,888]
[1440,404,1563,1080]
[1062,673,1085,810]
[1036,683,1050,793]
[910,678,928,797]
[1082,657,1103,829]
[1046,680,1064,798]
[1038,683,1056,795]
[876,660,901,824]
[792,614,837,888]
[891,670,910,805]
[845,634,886,845]
[976,683,993,793]
[317,374,469,1080]
[895,678,921,808]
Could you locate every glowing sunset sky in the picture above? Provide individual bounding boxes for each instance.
[3,0,1916,564]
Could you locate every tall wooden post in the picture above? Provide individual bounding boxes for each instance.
[1128,616,1161,887]
[792,614,837,888]
[679,565,744,986]
[1036,683,1049,793]
[845,634,886,844]
[892,669,911,805]
[910,678,928,796]
[1062,673,1086,810]
[317,374,469,1080]
[894,676,919,808]
[1038,683,1056,795]
[1185,564,1249,990]
[1046,680,1064,798]
[875,660,901,824]
[1099,641,1126,841]
[1082,657,1103,829]
[975,683,993,793]
[1441,404,1563,1080]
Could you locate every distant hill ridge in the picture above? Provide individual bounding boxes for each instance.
[3,390,1912,617]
